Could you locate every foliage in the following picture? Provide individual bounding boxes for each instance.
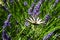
[0,0,60,40]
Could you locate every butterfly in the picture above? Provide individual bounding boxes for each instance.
[26,16,45,25]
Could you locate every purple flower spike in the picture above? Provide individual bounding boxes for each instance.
[2,30,11,40]
[28,0,44,17]
[2,14,12,29]
[25,21,30,26]
[24,1,28,6]
[28,3,35,15]
[33,0,44,16]
[45,14,51,23]
[43,31,54,40]
[33,1,41,16]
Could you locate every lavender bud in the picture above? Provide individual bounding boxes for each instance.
[45,14,51,23]
[2,30,11,40]
[28,0,44,16]
[7,14,12,20]
[24,1,28,6]
[33,0,44,16]
[33,1,41,16]
[4,20,10,26]
[28,3,35,15]
[25,21,30,26]
[2,14,12,29]
[43,32,54,40]
[2,20,10,29]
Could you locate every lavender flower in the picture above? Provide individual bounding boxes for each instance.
[33,0,44,16]
[25,21,30,26]
[28,0,44,17]
[2,14,12,29]
[28,3,35,15]
[2,30,11,40]
[43,31,54,40]
[24,1,28,6]
[2,20,11,29]
[45,14,51,23]
[7,14,12,20]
